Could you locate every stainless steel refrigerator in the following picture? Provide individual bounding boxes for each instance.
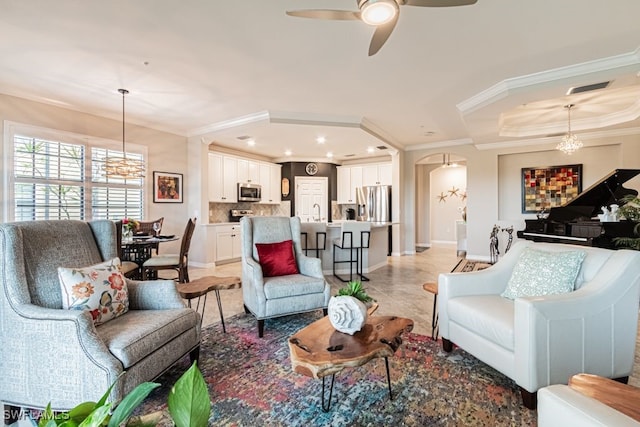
[356,185,392,223]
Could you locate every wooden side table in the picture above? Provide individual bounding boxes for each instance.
[568,373,640,422]
[177,275,241,332]
[288,306,413,411]
[422,282,438,340]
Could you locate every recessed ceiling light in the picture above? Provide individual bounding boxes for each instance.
[284,150,292,156]
[367,147,375,153]
[316,136,326,144]
[326,152,333,158]
[247,139,255,147]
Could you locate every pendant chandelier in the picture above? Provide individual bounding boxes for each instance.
[103,89,145,179]
[441,153,457,168]
[556,104,583,155]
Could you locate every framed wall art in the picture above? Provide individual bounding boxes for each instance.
[521,164,582,213]
[153,171,183,203]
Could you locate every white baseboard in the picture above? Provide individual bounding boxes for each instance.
[189,261,216,269]
[430,240,456,247]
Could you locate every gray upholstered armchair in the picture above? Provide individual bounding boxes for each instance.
[0,220,200,415]
[241,216,330,337]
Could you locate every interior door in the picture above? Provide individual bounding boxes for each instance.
[295,177,328,223]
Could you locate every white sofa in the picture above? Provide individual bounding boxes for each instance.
[538,384,640,426]
[438,240,640,409]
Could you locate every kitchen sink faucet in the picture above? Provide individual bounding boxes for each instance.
[313,203,321,222]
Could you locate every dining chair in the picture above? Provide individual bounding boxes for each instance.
[136,217,164,254]
[115,220,142,279]
[142,217,197,283]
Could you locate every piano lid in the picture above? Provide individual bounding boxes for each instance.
[548,169,640,221]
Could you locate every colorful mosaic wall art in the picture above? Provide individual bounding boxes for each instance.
[521,164,582,213]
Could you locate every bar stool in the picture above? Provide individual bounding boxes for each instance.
[333,222,371,283]
[422,282,438,340]
[300,222,327,259]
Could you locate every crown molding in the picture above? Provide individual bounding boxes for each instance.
[272,156,341,164]
[268,111,363,128]
[187,111,270,137]
[405,138,474,151]
[457,48,640,116]
[475,126,640,151]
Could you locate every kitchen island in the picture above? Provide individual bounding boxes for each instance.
[302,221,391,276]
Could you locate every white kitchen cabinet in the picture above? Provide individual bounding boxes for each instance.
[237,159,260,184]
[337,165,362,204]
[215,224,242,264]
[208,153,238,203]
[259,163,281,204]
[209,151,281,204]
[377,163,392,185]
[362,163,392,186]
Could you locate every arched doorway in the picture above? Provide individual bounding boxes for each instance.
[415,153,467,253]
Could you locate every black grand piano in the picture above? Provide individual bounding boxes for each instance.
[517,169,640,248]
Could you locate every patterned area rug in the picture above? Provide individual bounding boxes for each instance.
[451,259,493,273]
[134,312,536,426]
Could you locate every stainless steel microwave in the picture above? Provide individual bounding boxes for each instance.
[238,183,261,202]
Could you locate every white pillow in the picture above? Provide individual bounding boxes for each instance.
[501,247,586,300]
[58,258,129,326]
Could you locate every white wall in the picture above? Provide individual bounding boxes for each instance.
[5,93,640,262]
[0,94,189,253]
[499,144,624,222]
[403,145,498,260]
[429,165,467,244]
[402,135,640,261]
[415,164,433,246]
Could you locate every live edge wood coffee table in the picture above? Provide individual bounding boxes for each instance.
[288,306,413,411]
[176,276,241,332]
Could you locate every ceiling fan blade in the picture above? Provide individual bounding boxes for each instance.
[286,10,361,20]
[403,0,477,6]
[368,13,399,56]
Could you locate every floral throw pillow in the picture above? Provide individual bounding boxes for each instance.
[58,258,129,326]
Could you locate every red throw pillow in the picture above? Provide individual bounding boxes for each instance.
[255,239,299,277]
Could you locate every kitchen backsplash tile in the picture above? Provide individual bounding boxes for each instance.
[209,201,291,223]
[334,202,356,221]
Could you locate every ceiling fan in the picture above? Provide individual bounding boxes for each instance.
[286,0,477,56]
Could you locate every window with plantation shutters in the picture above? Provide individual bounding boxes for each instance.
[9,126,144,222]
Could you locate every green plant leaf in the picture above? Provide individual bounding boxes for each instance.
[77,404,111,427]
[168,362,210,427]
[66,401,98,424]
[91,372,124,411]
[38,404,53,427]
[57,419,80,427]
[336,281,374,303]
[108,382,161,427]
[38,404,61,427]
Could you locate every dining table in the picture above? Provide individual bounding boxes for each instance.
[121,234,180,280]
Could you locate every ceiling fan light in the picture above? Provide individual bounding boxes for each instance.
[360,0,398,26]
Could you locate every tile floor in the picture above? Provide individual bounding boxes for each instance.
[186,245,457,338]
[183,244,640,388]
